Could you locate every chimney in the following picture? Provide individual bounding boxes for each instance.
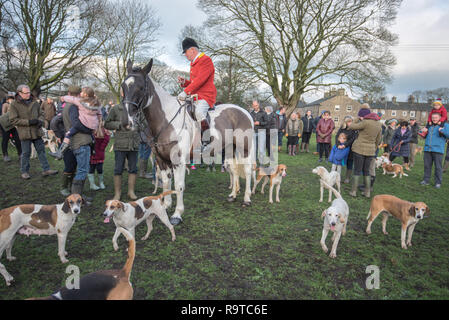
[337,88,345,96]
[330,88,337,96]
[380,96,386,103]
[392,96,397,104]
[408,95,415,104]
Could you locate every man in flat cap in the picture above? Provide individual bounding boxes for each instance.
[177,37,217,133]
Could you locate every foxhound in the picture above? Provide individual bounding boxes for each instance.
[382,162,408,178]
[27,227,135,300]
[366,195,430,249]
[103,191,176,251]
[0,194,83,286]
[252,164,287,203]
[319,181,349,259]
[312,166,341,203]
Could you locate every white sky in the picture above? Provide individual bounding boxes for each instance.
[150,0,449,103]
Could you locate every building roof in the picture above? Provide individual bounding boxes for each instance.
[370,101,432,112]
[303,96,334,107]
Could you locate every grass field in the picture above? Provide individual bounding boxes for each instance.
[0,137,448,300]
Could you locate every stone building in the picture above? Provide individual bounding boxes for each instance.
[297,89,434,132]
[296,88,363,130]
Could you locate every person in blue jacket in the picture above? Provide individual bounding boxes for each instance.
[329,132,350,175]
[420,112,449,188]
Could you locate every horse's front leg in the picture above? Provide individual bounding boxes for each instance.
[242,162,252,206]
[160,169,172,209]
[170,165,185,226]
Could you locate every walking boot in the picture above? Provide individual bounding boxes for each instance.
[363,176,371,198]
[71,179,92,204]
[349,175,360,197]
[87,173,100,191]
[343,169,352,184]
[306,143,310,153]
[295,144,299,155]
[127,173,138,200]
[113,175,122,200]
[49,142,69,160]
[60,173,73,196]
[370,176,376,193]
[278,146,282,152]
[98,173,106,189]
[138,159,145,178]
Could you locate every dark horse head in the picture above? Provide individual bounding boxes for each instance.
[121,59,154,130]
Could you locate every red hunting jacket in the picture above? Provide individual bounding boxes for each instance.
[181,53,217,108]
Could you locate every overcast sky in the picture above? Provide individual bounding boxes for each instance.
[151,0,449,103]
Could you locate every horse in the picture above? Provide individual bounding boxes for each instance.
[120,59,255,225]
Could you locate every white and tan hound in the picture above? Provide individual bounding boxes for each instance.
[27,227,135,300]
[0,194,83,286]
[252,164,287,203]
[366,195,430,249]
[319,181,349,259]
[312,166,341,203]
[103,191,176,251]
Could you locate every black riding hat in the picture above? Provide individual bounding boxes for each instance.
[182,37,199,54]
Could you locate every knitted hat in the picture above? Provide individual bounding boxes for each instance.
[358,108,370,118]
[182,38,199,53]
[433,101,443,106]
[387,118,398,125]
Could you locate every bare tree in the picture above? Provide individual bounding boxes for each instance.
[1,0,110,96]
[91,0,161,103]
[197,0,401,114]
[178,25,264,106]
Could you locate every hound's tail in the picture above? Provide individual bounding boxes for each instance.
[367,209,372,220]
[319,179,342,199]
[157,190,177,199]
[118,227,135,280]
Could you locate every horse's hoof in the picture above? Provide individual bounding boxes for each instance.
[170,217,183,226]
[227,197,236,202]
[242,201,251,207]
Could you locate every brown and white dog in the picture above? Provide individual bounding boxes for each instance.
[382,162,408,178]
[27,227,135,300]
[30,128,58,159]
[251,164,287,203]
[0,194,83,286]
[414,146,423,156]
[366,195,430,249]
[103,191,176,251]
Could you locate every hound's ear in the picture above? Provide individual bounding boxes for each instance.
[143,59,153,75]
[121,202,128,212]
[339,214,345,224]
[409,205,415,216]
[126,60,133,74]
[321,210,326,219]
[62,198,70,214]
[275,165,280,175]
[425,205,430,216]
[81,197,86,206]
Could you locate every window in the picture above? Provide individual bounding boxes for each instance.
[410,111,416,118]
[335,105,340,111]
[391,110,397,116]
[334,117,339,123]
[347,105,352,111]
[403,111,407,117]
[422,112,426,118]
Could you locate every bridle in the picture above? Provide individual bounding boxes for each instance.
[121,73,188,148]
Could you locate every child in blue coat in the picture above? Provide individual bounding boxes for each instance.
[329,133,350,175]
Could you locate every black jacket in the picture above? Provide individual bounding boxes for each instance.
[302,115,314,133]
[250,109,268,132]
[266,112,277,130]
[275,113,287,131]
[410,123,420,144]
[335,127,358,148]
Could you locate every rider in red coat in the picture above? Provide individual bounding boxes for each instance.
[178,38,217,128]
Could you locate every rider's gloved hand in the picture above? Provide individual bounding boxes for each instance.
[178,91,187,101]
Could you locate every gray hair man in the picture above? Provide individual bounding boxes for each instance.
[8,84,58,179]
